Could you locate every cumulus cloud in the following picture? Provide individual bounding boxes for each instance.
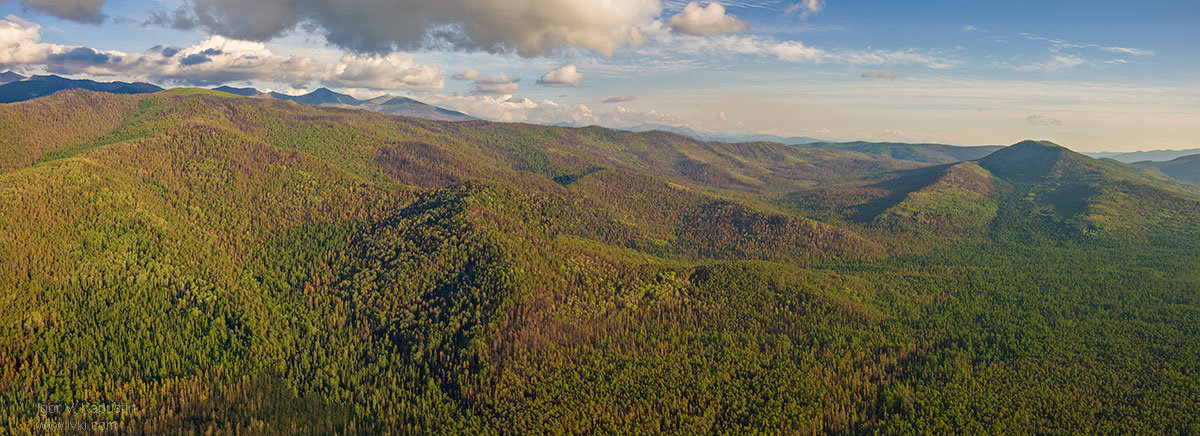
[321,54,444,92]
[452,69,520,95]
[147,0,661,57]
[18,0,107,24]
[861,70,898,80]
[538,64,584,87]
[784,0,823,20]
[1026,114,1062,126]
[602,95,637,104]
[668,2,749,35]
[0,15,54,68]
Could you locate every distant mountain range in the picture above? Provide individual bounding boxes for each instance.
[1085,149,1200,163]
[0,73,1188,160]
[212,85,475,122]
[805,141,1005,164]
[1132,154,1200,186]
[0,73,162,103]
[622,124,1000,164]
[0,73,475,122]
[626,123,822,145]
[0,71,24,85]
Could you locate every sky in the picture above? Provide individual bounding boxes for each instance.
[1,0,1197,152]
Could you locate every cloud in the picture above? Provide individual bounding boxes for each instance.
[770,40,823,62]
[784,0,823,19]
[1026,114,1062,126]
[147,0,661,57]
[679,35,955,68]
[0,15,51,68]
[861,70,898,80]
[177,48,221,66]
[1020,32,1155,56]
[144,7,198,30]
[2,14,446,90]
[602,95,637,104]
[321,54,444,92]
[19,0,107,24]
[1014,54,1087,72]
[452,69,520,95]
[423,93,702,131]
[1101,46,1154,56]
[668,2,749,36]
[538,64,584,87]
[960,25,978,32]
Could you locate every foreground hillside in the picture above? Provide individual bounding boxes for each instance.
[2,90,1199,433]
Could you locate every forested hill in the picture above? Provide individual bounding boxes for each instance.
[804,141,1004,164]
[1133,153,1200,185]
[2,89,1199,433]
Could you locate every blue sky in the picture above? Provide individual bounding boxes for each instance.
[1,0,1197,151]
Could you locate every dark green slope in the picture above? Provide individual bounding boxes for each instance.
[0,74,162,103]
[2,93,1199,433]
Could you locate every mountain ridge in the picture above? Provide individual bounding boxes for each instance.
[1133,154,1200,185]
[0,74,162,103]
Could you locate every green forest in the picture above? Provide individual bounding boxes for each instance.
[1,89,1198,434]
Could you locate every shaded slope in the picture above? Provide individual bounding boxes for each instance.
[1134,154,1200,185]
[0,74,161,103]
[0,71,23,84]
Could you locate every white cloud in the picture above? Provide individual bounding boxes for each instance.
[1014,54,1087,72]
[668,2,749,35]
[1101,46,1154,56]
[538,64,584,87]
[322,54,444,91]
[1020,32,1155,56]
[451,69,520,95]
[784,0,823,19]
[771,40,824,62]
[0,15,51,69]
[675,34,955,68]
